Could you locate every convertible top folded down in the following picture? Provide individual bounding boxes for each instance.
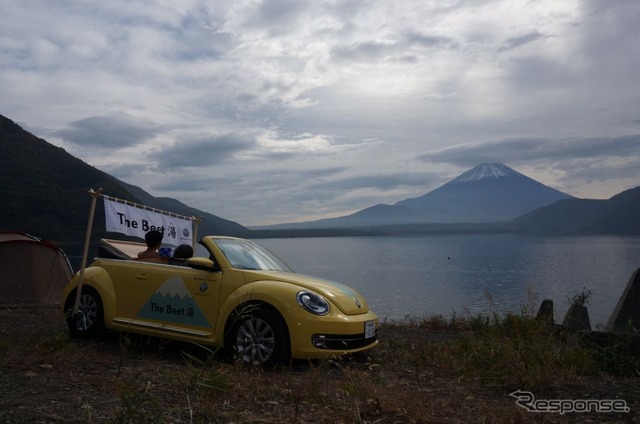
[97,238,144,260]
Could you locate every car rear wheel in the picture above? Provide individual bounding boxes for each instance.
[230,305,289,366]
[64,287,105,338]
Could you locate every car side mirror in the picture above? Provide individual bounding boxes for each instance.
[187,257,219,272]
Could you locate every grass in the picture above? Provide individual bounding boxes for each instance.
[108,311,637,422]
[1,306,639,423]
[382,312,594,389]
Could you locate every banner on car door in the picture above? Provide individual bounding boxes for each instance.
[104,197,194,246]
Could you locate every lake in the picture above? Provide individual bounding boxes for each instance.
[255,234,640,327]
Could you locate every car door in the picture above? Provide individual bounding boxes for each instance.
[129,261,222,340]
[99,259,138,319]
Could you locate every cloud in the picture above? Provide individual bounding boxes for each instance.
[414,135,640,198]
[331,32,457,63]
[416,135,640,167]
[498,32,545,52]
[148,134,258,168]
[55,113,161,148]
[504,56,576,90]
[310,172,441,191]
[152,176,228,192]
[102,163,149,180]
[3,0,640,224]
[241,0,309,35]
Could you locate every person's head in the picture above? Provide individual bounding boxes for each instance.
[173,244,193,259]
[144,230,163,249]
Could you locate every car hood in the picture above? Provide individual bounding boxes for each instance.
[243,270,371,315]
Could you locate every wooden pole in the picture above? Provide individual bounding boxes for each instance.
[192,216,202,250]
[72,188,102,315]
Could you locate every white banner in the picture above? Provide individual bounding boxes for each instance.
[104,197,193,247]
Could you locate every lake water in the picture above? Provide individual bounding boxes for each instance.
[255,235,640,327]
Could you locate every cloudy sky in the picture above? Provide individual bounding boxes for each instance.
[2,0,639,226]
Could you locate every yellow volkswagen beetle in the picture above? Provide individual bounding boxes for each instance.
[62,236,378,365]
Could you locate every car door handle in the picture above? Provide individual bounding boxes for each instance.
[136,274,148,280]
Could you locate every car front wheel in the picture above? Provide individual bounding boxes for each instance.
[230,305,289,366]
[64,287,105,338]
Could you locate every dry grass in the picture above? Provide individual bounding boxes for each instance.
[1,306,639,423]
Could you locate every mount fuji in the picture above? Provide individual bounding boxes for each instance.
[394,163,573,223]
[261,163,574,229]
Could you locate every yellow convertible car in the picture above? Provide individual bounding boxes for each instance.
[62,236,378,365]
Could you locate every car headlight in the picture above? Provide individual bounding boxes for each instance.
[296,290,330,316]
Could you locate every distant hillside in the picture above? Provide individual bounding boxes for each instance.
[268,204,423,229]
[512,186,640,234]
[120,182,248,237]
[260,163,574,229]
[0,114,248,242]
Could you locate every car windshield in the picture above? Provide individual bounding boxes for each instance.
[212,238,293,272]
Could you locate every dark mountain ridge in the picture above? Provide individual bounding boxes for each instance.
[0,114,248,242]
[512,186,640,234]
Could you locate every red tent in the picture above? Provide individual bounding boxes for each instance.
[0,231,73,304]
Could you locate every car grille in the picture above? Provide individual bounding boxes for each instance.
[311,331,378,350]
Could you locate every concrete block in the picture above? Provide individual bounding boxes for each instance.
[535,299,554,324]
[606,266,640,334]
[562,305,591,332]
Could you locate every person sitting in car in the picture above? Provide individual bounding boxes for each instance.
[137,230,163,259]
[169,244,193,266]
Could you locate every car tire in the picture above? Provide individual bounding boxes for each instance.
[229,304,290,366]
[64,287,105,338]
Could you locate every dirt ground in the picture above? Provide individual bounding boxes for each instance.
[1,305,639,423]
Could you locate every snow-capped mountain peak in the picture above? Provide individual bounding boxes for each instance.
[391,162,572,223]
[156,276,190,299]
[452,163,519,183]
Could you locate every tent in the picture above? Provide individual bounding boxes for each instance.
[0,231,73,304]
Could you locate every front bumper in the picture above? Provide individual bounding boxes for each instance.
[287,310,379,359]
[311,330,378,350]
